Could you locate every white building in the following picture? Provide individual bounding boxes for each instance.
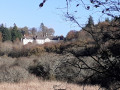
[22,36,64,45]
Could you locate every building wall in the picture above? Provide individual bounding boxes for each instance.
[23,38,33,45]
[22,38,58,45]
[45,38,51,43]
[36,39,44,44]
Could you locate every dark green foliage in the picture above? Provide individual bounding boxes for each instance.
[11,24,22,42]
[0,24,22,42]
[0,24,11,42]
[105,18,110,22]
[86,15,94,27]
[2,28,11,42]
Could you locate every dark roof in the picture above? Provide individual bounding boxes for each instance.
[24,35,64,40]
[24,35,54,40]
[36,36,54,40]
[52,36,64,40]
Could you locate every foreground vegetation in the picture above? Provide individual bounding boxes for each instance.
[0,80,102,90]
[0,17,120,89]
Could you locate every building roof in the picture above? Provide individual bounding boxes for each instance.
[23,35,64,40]
[52,36,64,40]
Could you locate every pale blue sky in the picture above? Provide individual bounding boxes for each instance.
[0,0,109,36]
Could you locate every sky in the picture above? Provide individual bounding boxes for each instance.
[0,0,109,36]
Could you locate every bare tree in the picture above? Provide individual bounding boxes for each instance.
[39,0,120,89]
[40,0,120,17]
[40,23,55,37]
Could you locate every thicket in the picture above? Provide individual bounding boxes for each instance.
[40,0,120,89]
[0,53,65,83]
[42,17,120,89]
[65,17,120,89]
[0,56,35,83]
[0,18,120,89]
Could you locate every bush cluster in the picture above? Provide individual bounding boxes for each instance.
[0,42,46,57]
[0,53,60,83]
[0,56,36,83]
[0,32,120,90]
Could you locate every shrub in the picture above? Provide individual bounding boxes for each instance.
[0,55,16,67]
[0,65,33,83]
[13,57,36,69]
[44,43,57,52]
[30,46,45,56]
[54,53,82,83]
[0,41,13,55]
[28,63,50,80]
[0,56,38,83]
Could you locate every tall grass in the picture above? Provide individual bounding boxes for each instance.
[0,80,103,90]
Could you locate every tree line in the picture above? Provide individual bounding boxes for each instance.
[0,23,22,42]
[0,23,55,42]
[66,15,113,41]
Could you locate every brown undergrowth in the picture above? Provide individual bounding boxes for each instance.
[0,80,103,90]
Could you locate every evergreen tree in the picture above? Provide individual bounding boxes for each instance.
[40,23,55,37]
[40,23,47,37]
[31,27,37,36]
[105,18,110,22]
[2,27,11,42]
[0,24,11,42]
[86,15,94,27]
[11,24,22,42]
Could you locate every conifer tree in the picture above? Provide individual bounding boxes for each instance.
[11,23,22,42]
[0,24,11,42]
[86,15,94,27]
